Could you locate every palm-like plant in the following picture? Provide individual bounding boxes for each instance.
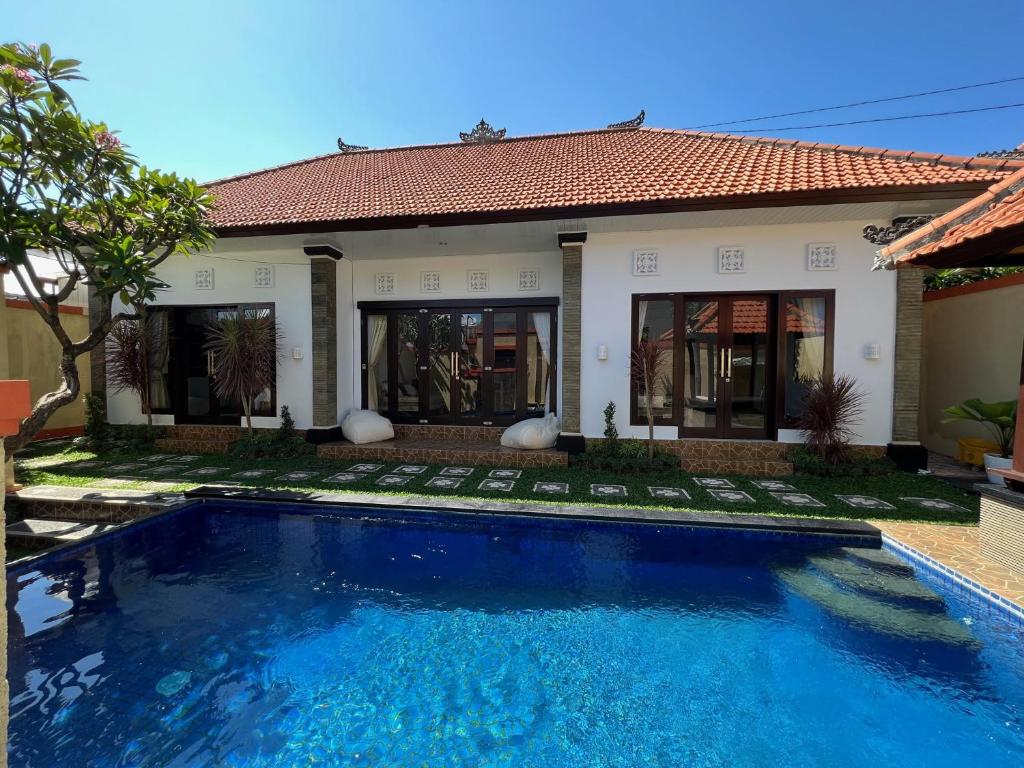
[105,317,156,426]
[797,372,865,465]
[205,314,281,437]
[631,338,670,461]
[942,399,1017,458]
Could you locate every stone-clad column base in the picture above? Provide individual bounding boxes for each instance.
[559,239,583,444]
[892,268,924,442]
[979,484,1024,575]
[310,258,338,427]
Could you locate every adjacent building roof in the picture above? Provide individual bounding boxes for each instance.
[205,127,1024,236]
[879,166,1024,268]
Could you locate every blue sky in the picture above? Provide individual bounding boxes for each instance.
[8,1,1024,182]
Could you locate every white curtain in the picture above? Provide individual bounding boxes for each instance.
[636,300,648,342]
[366,315,388,410]
[531,312,552,413]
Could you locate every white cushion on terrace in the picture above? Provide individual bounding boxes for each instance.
[341,410,395,444]
[500,413,560,450]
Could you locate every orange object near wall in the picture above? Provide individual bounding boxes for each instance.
[0,380,32,436]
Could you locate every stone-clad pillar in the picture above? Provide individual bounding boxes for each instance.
[892,267,924,442]
[310,258,338,426]
[557,233,585,450]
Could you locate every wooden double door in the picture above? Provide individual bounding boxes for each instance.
[361,301,558,426]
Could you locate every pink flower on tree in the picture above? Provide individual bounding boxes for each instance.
[94,130,121,152]
[1,64,35,84]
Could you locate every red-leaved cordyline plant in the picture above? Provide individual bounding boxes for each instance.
[797,372,866,465]
[104,316,157,426]
[631,338,671,461]
[204,314,282,438]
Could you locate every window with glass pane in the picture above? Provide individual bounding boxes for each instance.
[396,313,420,413]
[635,299,675,423]
[783,296,827,422]
[493,312,518,417]
[147,310,172,412]
[682,300,717,428]
[365,314,388,411]
[525,311,552,416]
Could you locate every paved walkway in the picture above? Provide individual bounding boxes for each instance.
[872,521,1024,609]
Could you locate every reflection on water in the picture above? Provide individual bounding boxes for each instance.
[7,503,1024,768]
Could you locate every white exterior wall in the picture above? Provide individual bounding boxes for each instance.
[107,244,315,428]
[580,220,898,445]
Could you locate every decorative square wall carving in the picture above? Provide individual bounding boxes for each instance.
[717,247,745,274]
[254,265,274,288]
[420,271,441,293]
[467,270,489,292]
[194,268,215,290]
[518,268,540,290]
[374,272,396,295]
[807,243,837,271]
[632,249,659,276]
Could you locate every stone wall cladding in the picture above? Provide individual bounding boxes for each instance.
[87,285,107,396]
[392,424,505,443]
[893,268,924,442]
[8,498,152,524]
[310,258,338,427]
[318,442,567,468]
[980,491,1024,575]
[680,458,794,477]
[560,244,582,433]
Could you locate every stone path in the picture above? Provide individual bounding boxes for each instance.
[873,521,1024,609]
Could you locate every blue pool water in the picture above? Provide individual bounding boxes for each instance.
[7,500,1024,767]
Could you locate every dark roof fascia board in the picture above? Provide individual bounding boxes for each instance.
[213,182,991,239]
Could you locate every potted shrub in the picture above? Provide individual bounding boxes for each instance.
[942,399,1017,483]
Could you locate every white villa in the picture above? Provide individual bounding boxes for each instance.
[102,120,1024,473]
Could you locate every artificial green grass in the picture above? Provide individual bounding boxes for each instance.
[12,439,980,525]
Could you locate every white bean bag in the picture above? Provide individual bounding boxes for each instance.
[500,413,560,449]
[341,409,395,444]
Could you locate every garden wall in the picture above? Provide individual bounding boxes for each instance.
[921,273,1024,457]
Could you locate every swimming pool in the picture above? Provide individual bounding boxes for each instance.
[7,499,1024,767]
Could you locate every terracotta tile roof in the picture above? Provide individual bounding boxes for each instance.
[206,127,1024,234]
[881,166,1024,267]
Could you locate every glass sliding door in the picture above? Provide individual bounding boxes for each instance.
[362,302,557,426]
[682,299,719,432]
[724,297,771,436]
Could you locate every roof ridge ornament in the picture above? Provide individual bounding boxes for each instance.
[607,110,645,129]
[977,147,1024,160]
[460,119,506,143]
[863,215,936,247]
[337,138,368,153]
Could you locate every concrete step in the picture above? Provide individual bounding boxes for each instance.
[666,439,792,461]
[680,458,793,477]
[318,439,567,468]
[7,518,122,550]
[8,485,186,524]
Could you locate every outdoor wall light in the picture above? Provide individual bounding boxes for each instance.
[862,343,881,360]
[292,347,304,360]
[597,344,609,361]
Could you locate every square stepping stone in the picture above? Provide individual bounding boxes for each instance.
[275,471,320,482]
[751,480,795,491]
[108,463,146,474]
[479,479,514,492]
[182,467,226,478]
[770,491,825,508]
[693,478,734,489]
[139,454,175,463]
[393,465,428,474]
[440,467,474,477]
[836,495,895,510]
[230,469,274,479]
[376,474,411,487]
[140,465,179,477]
[66,460,105,470]
[168,455,200,463]
[347,463,383,473]
[708,489,755,504]
[325,472,367,484]
[648,486,691,500]
[899,497,971,514]
[488,469,522,479]
[533,481,568,494]
[591,483,627,498]
[426,476,463,489]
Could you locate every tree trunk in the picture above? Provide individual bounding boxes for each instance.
[243,397,253,439]
[3,352,81,454]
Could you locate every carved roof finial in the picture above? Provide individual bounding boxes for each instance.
[337,138,368,153]
[607,110,645,129]
[460,119,506,143]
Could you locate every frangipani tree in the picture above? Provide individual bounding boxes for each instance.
[0,42,215,452]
